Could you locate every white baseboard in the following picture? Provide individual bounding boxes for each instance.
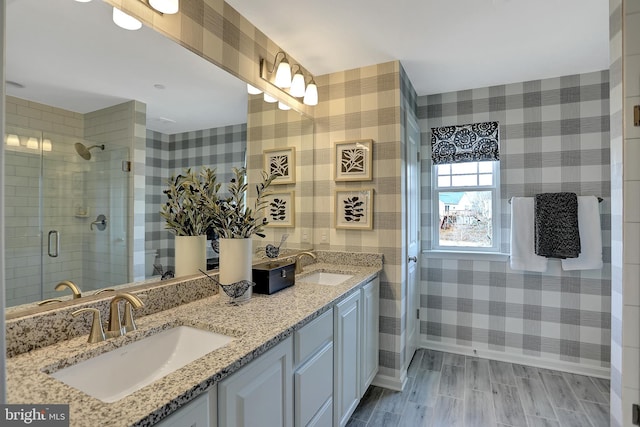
[420,339,610,379]
[371,371,408,391]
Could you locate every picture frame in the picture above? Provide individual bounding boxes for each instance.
[264,147,296,185]
[334,139,373,182]
[335,188,374,230]
[265,191,295,228]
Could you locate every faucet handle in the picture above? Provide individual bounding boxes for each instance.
[72,308,106,343]
[122,295,146,333]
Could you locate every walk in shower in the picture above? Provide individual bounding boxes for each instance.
[5,125,130,306]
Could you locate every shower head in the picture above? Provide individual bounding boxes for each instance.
[74,143,104,160]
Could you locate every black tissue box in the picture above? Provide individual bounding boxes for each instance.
[252,260,295,295]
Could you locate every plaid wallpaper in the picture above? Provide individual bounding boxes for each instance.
[314,61,405,383]
[145,124,246,271]
[418,70,612,372]
[246,98,314,251]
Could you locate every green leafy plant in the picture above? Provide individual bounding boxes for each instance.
[209,167,275,238]
[160,167,221,236]
[160,167,275,238]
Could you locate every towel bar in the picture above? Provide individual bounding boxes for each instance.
[508,196,603,204]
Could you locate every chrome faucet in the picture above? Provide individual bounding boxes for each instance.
[106,293,144,338]
[295,251,317,274]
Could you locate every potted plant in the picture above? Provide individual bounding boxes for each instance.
[209,167,275,303]
[160,167,221,277]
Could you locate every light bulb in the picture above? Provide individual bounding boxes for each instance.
[112,7,142,31]
[26,137,39,150]
[42,139,52,152]
[247,84,262,95]
[274,58,292,88]
[5,134,20,146]
[278,102,291,111]
[289,71,306,98]
[149,0,179,14]
[263,93,277,103]
[74,0,93,2]
[303,81,318,106]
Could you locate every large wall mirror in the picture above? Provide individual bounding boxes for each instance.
[5,0,313,312]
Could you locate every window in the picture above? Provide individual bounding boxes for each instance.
[432,161,500,251]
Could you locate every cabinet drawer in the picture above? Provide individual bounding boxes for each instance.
[155,392,209,427]
[294,343,333,427]
[294,309,333,366]
[308,398,332,427]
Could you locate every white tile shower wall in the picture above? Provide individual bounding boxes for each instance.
[84,101,140,286]
[418,71,612,373]
[145,124,247,272]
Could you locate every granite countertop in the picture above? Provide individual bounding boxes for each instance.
[6,262,381,427]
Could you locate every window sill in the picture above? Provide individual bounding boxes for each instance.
[422,250,509,262]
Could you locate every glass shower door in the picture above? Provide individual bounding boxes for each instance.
[4,127,131,306]
[41,133,130,296]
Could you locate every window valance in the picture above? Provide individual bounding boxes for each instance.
[430,121,500,165]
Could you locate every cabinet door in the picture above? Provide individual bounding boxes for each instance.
[360,277,380,393]
[218,338,293,427]
[333,291,361,427]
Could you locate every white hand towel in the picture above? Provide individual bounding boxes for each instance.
[510,197,548,272]
[562,196,603,270]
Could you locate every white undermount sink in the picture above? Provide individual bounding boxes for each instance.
[299,271,353,286]
[49,326,234,403]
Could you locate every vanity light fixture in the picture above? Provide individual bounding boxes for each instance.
[263,93,278,103]
[247,84,263,95]
[259,52,319,107]
[5,134,20,147]
[278,102,291,111]
[26,137,39,150]
[42,139,53,152]
[289,66,306,98]
[74,0,92,2]
[112,7,143,31]
[149,0,179,14]
[303,78,319,106]
[271,52,292,89]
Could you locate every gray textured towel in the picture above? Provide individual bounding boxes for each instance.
[534,192,580,259]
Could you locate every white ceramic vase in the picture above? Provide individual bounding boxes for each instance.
[218,238,253,303]
[174,235,207,277]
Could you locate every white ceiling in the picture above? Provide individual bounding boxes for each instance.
[226,0,610,95]
[6,0,247,134]
[6,0,610,136]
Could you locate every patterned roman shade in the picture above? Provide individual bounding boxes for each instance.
[430,121,500,164]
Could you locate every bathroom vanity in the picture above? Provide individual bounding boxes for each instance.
[5,253,382,427]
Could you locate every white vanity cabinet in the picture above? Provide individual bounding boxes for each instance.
[218,337,293,427]
[333,290,362,427]
[360,276,380,393]
[293,309,334,427]
[334,276,380,427]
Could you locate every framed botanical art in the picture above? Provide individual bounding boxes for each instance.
[264,147,296,185]
[335,188,374,230]
[334,139,373,181]
[265,191,295,228]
